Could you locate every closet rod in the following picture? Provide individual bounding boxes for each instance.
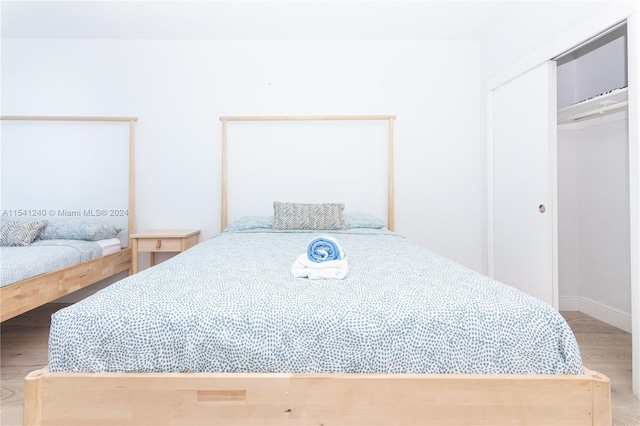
[558,101,628,123]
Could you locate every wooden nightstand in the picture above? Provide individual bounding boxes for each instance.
[130,229,200,274]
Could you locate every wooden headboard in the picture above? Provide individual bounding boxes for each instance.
[218,115,397,231]
[0,115,138,244]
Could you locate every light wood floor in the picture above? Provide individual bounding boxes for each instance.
[1,305,638,425]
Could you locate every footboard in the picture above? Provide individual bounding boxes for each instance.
[23,367,610,425]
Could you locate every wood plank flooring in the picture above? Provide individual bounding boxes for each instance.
[1,303,56,426]
[1,305,638,425]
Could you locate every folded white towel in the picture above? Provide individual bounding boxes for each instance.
[291,253,349,280]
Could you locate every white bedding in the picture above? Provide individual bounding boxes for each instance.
[95,238,122,255]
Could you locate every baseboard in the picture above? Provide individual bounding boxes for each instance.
[579,296,632,333]
[560,295,631,333]
[559,296,580,311]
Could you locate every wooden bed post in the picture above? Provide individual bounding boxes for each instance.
[221,118,228,232]
[128,119,136,248]
[387,117,395,232]
[218,115,397,230]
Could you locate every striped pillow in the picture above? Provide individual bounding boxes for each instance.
[38,219,123,241]
[272,202,346,231]
[0,220,47,247]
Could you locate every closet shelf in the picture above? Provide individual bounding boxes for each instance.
[557,87,628,124]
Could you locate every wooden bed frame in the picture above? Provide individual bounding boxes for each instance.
[20,115,612,425]
[0,115,137,322]
[23,367,610,425]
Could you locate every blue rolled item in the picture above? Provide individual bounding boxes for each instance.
[306,236,345,263]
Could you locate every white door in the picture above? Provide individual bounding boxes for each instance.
[490,61,557,307]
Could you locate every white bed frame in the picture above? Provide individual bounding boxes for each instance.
[21,115,612,425]
[0,115,137,322]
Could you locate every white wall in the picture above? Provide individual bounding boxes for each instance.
[557,129,581,298]
[480,1,631,81]
[558,116,631,318]
[570,31,627,107]
[557,27,627,108]
[1,121,131,244]
[225,120,390,223]
[1,39,483,276]
[577,118,630,312]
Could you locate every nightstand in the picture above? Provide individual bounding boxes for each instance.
[130,229,200,274]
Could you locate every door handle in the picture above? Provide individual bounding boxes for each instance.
[539,204,546,213]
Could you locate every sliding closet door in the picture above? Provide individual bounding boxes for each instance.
[490,61,557,307]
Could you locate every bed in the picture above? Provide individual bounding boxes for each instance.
[0,115,137,322]
[22,115,611,426]
[1,237,123,288]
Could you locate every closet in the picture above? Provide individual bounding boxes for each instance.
[488,10,638,397]
[556,24,631,332]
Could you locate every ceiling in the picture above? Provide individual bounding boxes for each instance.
[0,1,626,41]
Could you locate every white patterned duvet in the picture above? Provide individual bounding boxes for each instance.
[48,228,583,374]
[1,240,103,287]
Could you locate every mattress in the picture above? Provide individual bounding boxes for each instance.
[0,239,104,287]
[96,238,122,256]
[48,227,583,375]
